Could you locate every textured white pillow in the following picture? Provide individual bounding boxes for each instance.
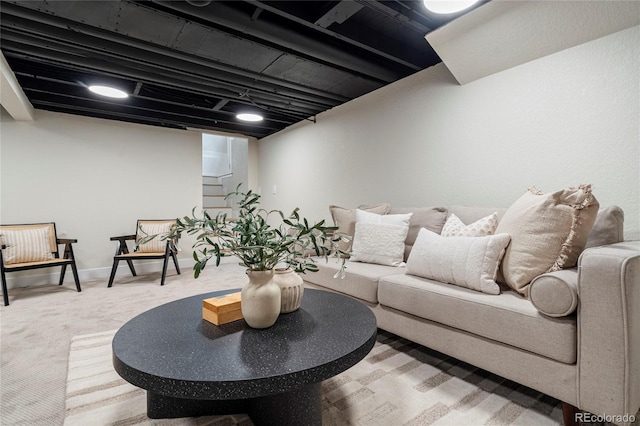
[351,223,409,266]
[137,222,173,253]
[350,210,412,266]
[441,212,499,237]
[406,228,511,295]
[1,227,54,264]
[329,203,391,252]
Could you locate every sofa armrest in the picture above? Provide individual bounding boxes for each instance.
[577,241,640,420]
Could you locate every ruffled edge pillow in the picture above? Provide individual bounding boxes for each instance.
[350,210,412,266]
[441,212,499,237]
[1,227,54,264]
[406,228,511,295]
[495,184,599,297]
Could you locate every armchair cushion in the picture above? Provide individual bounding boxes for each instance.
[0,227,54,265]
[136,221,173,253]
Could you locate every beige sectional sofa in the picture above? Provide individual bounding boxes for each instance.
[304,202,640,425]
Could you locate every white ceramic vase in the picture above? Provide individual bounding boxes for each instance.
[273,268,304,313]
[241,270,281,328]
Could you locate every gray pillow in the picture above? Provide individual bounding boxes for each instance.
[389,206,448,260]
[584,205,624,249]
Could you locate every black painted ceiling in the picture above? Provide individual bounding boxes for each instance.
[1,1,485,138]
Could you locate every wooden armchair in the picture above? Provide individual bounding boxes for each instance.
[107,220,181,287]
[0,223,81,306]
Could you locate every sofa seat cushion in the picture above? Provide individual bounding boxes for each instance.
[303,257,404,303]
[378,274,577,364]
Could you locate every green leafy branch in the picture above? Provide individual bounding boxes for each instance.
[141,184,350,278]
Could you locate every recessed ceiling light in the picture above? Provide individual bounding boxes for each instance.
[88,85,129,99]
[423,0,480,14]
[236,113,263,122]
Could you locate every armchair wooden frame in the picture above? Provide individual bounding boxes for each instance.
[107,220,181,287]
[0,223,81,306]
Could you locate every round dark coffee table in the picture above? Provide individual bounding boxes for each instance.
[112,288,377,425]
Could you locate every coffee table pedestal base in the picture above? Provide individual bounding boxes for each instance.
[147,382,322,425]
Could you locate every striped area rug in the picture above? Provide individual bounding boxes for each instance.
[64,329,563,425]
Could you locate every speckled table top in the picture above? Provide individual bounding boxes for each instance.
[112,288,377,400]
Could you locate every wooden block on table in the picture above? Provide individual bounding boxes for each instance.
[202,292,243,325]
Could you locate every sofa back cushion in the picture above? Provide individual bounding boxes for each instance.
[584,205,624,248]
[447,205,622,250]
[447,206,507,224]
[389,206,447,260]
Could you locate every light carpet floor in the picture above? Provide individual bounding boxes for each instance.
[64,329,564,426]
[0,262,247,426]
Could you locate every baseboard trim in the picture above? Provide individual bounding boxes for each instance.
[2,256,238,289]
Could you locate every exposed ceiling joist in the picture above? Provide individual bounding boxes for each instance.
[0,51,34,121]
[0,0,474,138]
[315,1,364,28]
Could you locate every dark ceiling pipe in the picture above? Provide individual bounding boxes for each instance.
[0,3,350,104]
[150,0,405,82]
[25,87,283,131]
[15,72,304,126]
[2,43,328,120]
[1,42,326,119]
[39,102,272,138]
[247,0,422,71]
[0,28,340,112]
[29,94,275,138]
[0,17,346,109]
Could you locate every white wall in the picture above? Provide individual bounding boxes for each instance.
[202,133,232,177]
[221,136,250,198]
[1,109,203,286]
[257,25,640,241]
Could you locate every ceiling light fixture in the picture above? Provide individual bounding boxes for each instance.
[422,0,480,14]
[236,113,264,122]
[88,85,129,99]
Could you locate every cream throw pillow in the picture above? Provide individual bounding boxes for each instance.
[329,203,390,252]
[441,212,499,237]
[350,210,412,266]
[355,209,412,227]
[406,228,511,295]
[495,185,599,297]
[137,222,173,253]
[1,227,54,264]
